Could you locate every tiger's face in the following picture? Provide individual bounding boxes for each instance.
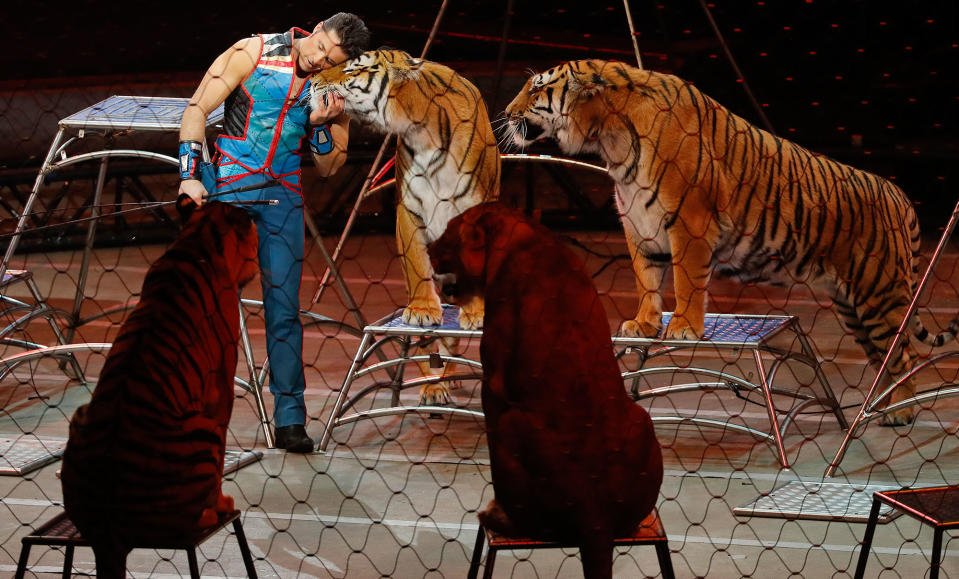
[311,49,423,132]
[503,68,562,146]
[427,207,490,305]
[504,60,615,156]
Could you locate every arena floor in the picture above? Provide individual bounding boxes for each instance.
[3,228,959,578]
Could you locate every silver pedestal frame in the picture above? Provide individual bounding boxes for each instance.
[614,312,848,469]
[318,305,484,452]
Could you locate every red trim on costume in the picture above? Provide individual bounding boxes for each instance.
[263,28,306,171]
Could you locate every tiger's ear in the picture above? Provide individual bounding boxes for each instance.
[389,66,421,83]
[389,56,423,83]
[568,72,608,101]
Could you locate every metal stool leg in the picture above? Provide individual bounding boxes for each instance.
[24,276,86,382]
[232,518,258,578]
[238,300,274,448]
[14,542,31,579]
[187,547,200,578]
[62,545,75,579]
[318,331,374,451]
[483,544,498,579]
[752,349,789,468]
[467,526,486,579]
[655,542,675,579]
[931,528,944,579]
[854,497,882,579]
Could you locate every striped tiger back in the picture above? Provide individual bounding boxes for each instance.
[60,201,258,575]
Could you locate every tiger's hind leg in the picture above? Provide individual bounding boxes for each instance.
[832,295,917,426]
[415,339,453,406]
[877,340,919,426]
[419,296,484,403]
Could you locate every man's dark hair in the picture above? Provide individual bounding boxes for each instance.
[322,13,371,60]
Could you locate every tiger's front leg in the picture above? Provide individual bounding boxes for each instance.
[619,226,668,338]
[396,203,453,405]
[397,203,443,327]
[664,225,715,340]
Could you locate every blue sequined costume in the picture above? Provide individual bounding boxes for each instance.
[213,28,315,429]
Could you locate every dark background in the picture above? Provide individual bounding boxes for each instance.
[3,0,958,238]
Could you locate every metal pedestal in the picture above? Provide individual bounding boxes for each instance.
[318,305,483,452]
[613,312,848,469]
[0,96,285,449]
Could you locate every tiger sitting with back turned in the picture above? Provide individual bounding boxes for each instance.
[429,202,663,579]
[313,48,501,404]
[60,201,258,578]
[504,59,958,425]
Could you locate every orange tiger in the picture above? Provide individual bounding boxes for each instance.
[504,59,958,425]
[313,49,501,404]
[60,201,258,577]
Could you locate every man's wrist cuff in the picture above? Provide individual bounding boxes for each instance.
[178,140,204,180]
[310,124,334,155]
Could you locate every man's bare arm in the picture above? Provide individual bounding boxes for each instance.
[310,114,351,178]
[179,38,259,203]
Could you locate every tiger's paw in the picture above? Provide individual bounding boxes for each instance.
[879,405,916,426]
[198,508,219,529]
[402,301,443,327]
[664,318,703,341]
[879,384,917,426]
[619,318,661,338]
[459,307,484,330]
[478,499,519,537]
[419,383,451,406]
[216,493,235,513]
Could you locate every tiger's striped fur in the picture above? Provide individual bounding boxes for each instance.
[312,49,501,404]
[505,59,958,425]
[60,202,258,577]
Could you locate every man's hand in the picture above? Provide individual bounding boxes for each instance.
[310,93,346,125]
[178,179,207,206]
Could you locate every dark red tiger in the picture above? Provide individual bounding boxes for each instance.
[60,201,259,578]
[428,202,664,579]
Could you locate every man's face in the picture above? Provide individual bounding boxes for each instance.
[298,24,348,73]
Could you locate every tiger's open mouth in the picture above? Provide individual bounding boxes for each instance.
[518,118,547,142]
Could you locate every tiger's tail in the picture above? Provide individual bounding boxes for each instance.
[908,239,959,348]
[911,314,959,348]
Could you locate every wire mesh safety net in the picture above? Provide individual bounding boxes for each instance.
[2,1,959,578]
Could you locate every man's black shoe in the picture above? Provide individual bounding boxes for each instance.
[274,424,315,453]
